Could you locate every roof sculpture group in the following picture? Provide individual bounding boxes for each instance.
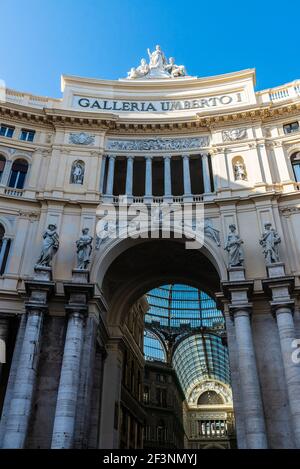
[127,45,187,79]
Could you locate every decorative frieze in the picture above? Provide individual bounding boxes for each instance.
[222,128,247,142]
[106,136,209,152]
[69,132,95,146]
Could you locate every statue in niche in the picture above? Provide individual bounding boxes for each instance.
[71,161,84,184]
[36,224,59,267]
[76,228,93,270]
[224,224,244,268]
[259,222,281,264]
[233,160,247,181]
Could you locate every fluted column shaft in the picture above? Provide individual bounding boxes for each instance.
[183,154,191,195]
[164,155,172,197]
[233,309,268,448]
[125,156,134,196]
[202,152,211,193]
[275,306,300,447]
[145,156,152,197]
[51,311,85,449]
[106,155,116,196]
[2,310,44,448]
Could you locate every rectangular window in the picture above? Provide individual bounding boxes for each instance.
[283,122,299,134]
[0,125,14,138]
[20,129,35,142]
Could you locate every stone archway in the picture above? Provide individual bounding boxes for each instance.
[93,235,231,449]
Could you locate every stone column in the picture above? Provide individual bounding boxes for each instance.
[1,266,54,449]
[106,155,116,196]
[51,311,86,449]
[125,156,134,197]
[51,269,94,449]
[274,305,300,447]
[263,263,300,447]
[2,310,44,448]
[145,156,152,199]
[74,314,98,448]
[202,152,212,193]
[231,307,268,448]
[223,268,268,449]
[183,154,192,197]
[99,155,106,193]
[164,155,172,199]
[0,315,27,447]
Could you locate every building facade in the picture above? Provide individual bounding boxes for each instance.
[1,47,300,448]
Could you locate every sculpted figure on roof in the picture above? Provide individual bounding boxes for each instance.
[127,45,187,79]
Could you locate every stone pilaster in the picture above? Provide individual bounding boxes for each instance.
[222,267,268,449]
[51,269,94,449]
[1,265,54,448]
[262,263,300,447]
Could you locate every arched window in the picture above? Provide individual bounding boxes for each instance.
[8,159,28,189]
[70,160,85,184]
[291,152,300,182]
[143,330,166,362]
[0,224,11,275]
[0,155,6,183]
[197,390,224,405]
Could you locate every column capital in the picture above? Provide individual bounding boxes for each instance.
[228,304,253,321]
[270,301,295,318]
[182,154,190,160]
[108,154,116,160]
[163,154,172,160]
[126,155,134,161]
[145,155,153,160]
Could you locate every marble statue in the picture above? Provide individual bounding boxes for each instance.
[71,161,84,184]
[36,224,59,267]
[233,161,247,181]
[165,57,186,78]
[76,228,93,270]
[127,45,187,79]
[224,224,244,267]
[259,222,281,264]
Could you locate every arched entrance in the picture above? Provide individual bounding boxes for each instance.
[91,235,235,449]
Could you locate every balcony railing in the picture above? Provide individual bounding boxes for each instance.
[101,194,204,204]
[4,188,24,197]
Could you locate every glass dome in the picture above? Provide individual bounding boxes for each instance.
[145,283,224,329]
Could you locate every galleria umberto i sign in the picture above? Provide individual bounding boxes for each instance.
[59,45,256,116]
[73,91,243,113]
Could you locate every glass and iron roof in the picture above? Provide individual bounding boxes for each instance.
[145,283,224,329]
[144,284,230,396]
[172,333,230,395]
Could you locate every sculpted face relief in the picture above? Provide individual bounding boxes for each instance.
[74,92,243,113]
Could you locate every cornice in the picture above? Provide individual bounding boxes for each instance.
[1,100,300,135]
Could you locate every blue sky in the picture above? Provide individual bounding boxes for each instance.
[1,0,300,97]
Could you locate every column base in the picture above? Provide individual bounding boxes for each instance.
[72,269,90,284]
[33,265,52,282]
[266,262,285,278]
[228,266,245,281]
